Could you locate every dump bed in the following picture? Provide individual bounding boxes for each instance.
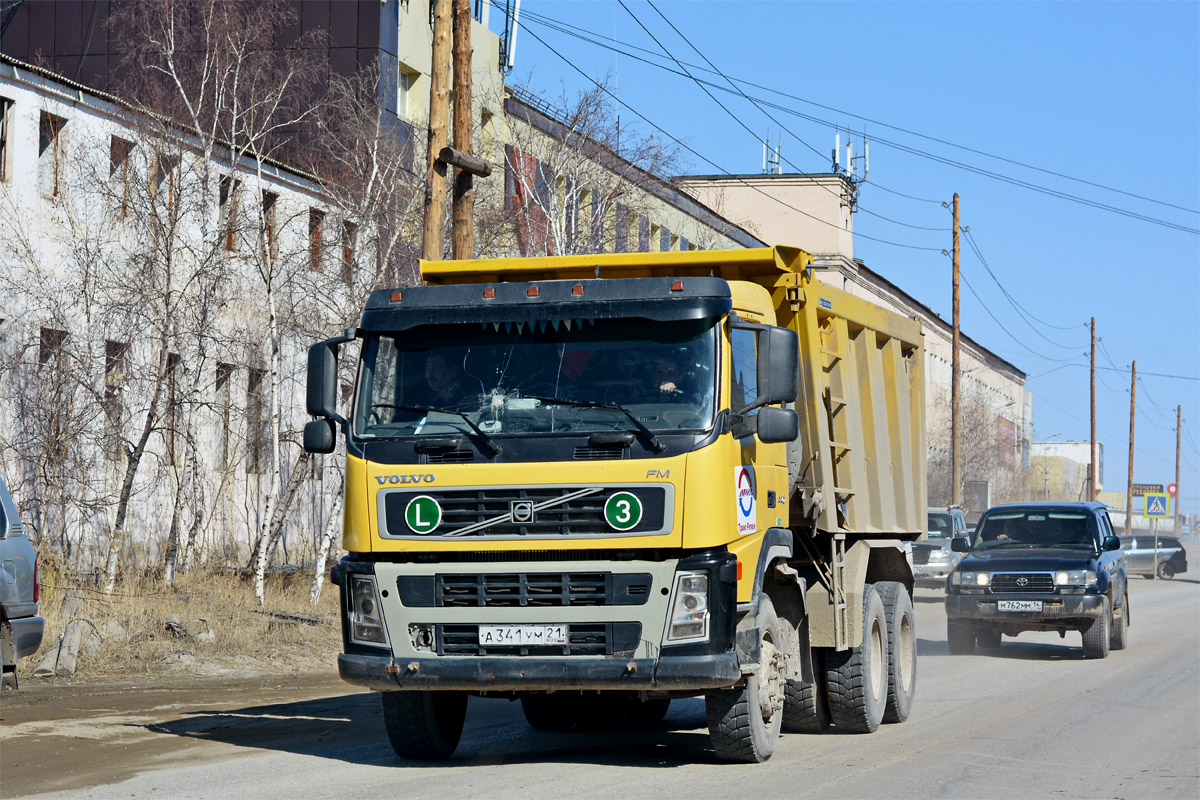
[420,245,926,540]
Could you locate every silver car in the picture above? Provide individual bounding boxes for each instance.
[1120,535,1188,579]
[1,475,44,690]
[913,506,967,588]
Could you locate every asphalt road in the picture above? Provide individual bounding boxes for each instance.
[4,576,1198,799]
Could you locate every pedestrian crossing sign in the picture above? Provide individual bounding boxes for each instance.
[1143,492,1170,519]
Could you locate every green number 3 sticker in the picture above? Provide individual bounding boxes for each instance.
[604,492,643,531]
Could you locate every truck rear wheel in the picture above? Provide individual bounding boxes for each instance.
[946,621,975,654]
[782,645,831,733]
[1081,597,1111,659]
[381,690,467,760]
[825,585,887,734]
[705,596,784,762]
[875,581,916,723]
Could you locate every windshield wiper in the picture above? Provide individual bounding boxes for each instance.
[524,395,666,453]
[388,404,502,456]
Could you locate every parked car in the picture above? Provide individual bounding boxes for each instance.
[944,502,1128,659]
[1120,535,1188,579]
[912,505,967,588]
[1,475,43,690]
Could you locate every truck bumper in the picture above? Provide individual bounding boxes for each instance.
[338,650,742,692]
[945,594,1106,621]
[6,615,44,661]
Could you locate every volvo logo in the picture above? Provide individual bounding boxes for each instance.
[1016,576,1029,587]
[376,474,436,485]
[511,500,535,523]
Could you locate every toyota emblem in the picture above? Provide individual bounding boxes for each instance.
[1016,576,1029,587]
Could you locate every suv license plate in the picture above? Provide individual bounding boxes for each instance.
[478,625,568,646]
[997,600,1043,612]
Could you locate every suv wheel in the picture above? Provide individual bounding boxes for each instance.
[946,621,975,655]
[1081,597,1111,659]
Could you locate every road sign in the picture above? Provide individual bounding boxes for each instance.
[1167,483,1177,497]
[1143,492,1169,519]
[1131,483,1164,497]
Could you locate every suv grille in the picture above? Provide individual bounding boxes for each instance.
[436,622,641,657]
[397,572,653,607]
[381,485,669,539]
[990,573,1054,593]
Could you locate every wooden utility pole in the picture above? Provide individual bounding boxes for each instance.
[1176,405,1182,536]
[1090,317,1097,501]
[1124,360,1136,536]
[450,0,474,259]
[951,193,961,506]
[421,0,452,261]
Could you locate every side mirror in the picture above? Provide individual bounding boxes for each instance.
[951,537,970,553]
[303,418,336,454]
[1101,535,1121,552]
[758,326,799,406]
[306,328,357,419]
[755,405,799,443]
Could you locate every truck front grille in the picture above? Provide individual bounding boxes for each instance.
[990,573,1054,593]
[436,622,641,657]
[397,572,653,607]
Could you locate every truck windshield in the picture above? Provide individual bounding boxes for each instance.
[354,318,718,439]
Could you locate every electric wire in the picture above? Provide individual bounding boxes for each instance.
[1137,377,1182,424]
[962,229,1088,333]
[959,270,1082,363]
[514,20,945,252]
[505,2,1200,227]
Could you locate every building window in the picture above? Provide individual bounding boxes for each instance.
[0,96,12,183]
[341,220,357,285]
[38,111,68,198]
[309,208,325,271]
[215,363,234,470]
[165,352,182,465]
[219,176,240,251]
[260,191,278,260]
[38,326,67,366]
[103,341,129,460]
[151,151,180,214]
[397,66,419,120]
[109,136,133,218]
[246,367,267,474]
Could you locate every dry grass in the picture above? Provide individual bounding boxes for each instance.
[20,568,343,680]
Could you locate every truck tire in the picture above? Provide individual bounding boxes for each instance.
[381,690,467,760]
[1081,597,1111,659]
[705,596,784,762]
[946,621,975,655]
[825,585,888,734]
[875,581,916,723]
[782,646,831,733]
[1111,594,1129,651]
[976,625,1002,650]
[520,694,576,731]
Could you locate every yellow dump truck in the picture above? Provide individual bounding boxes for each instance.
[304,246,926,762]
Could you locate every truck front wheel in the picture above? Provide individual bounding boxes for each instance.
[705,596,784,762]
[825,585,888,734]
[381,690,468,760]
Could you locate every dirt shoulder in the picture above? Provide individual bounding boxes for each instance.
[0,668,365,798]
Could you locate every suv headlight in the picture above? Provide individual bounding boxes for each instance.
[663,571,709,643]
[1055,569,1097,593]
[349,574,390,646]
[951,571,990,593]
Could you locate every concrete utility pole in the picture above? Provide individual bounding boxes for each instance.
[1176,405,1182,536]
[1090,317,1097,501]
[421,0,452,261]
[450,0,474,259]
[1124,360,1136,537]
[951,193,961,506]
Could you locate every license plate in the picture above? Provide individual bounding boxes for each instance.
[478,625,568,646]
[997,600,1043,612]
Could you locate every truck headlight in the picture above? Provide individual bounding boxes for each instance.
[1055,569,1097,593]
[349,575,389,646]
[663,571,709,643]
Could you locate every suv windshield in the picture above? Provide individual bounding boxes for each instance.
[354,318,718,439]
[927,511,954,539]
[972,509,1097,551]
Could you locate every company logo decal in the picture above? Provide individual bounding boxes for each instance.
[511,500,535,523]
[1016,576,1029,587]
[735,466,757,535]
[376,474,436,485]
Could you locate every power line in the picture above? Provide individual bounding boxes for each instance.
[958,270,1083,363]
[507,2,1200,228]
[514,19,945,252]
[962,229,1088,334]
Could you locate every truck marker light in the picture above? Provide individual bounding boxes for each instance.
[671,280,684,292]
[390,291,402,302]
[737,560,743,581]
[483,287,495,298]
[572,284,584,295]
[527,286,540,297]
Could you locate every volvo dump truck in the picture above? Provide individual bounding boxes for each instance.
[305,246,926,763]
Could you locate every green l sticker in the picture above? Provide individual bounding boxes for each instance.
[405,495,442,534]
[604,492,643,531]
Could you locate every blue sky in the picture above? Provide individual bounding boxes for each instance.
[489,0,1200,518]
